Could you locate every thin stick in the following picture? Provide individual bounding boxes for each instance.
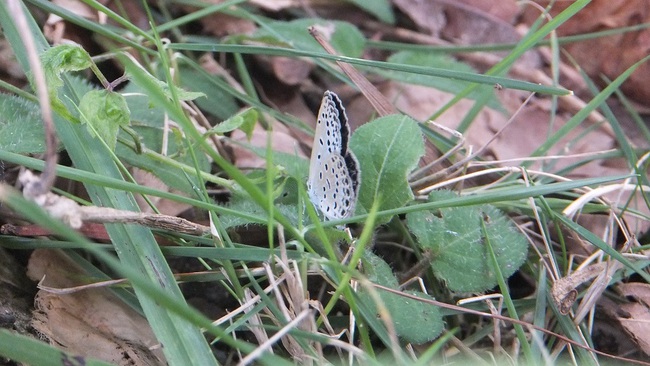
[309,26,396,116]
[9,0,58,195]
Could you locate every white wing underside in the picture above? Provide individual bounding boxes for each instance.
[307,91,359,221]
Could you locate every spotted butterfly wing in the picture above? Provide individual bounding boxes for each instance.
[307,91,360,220]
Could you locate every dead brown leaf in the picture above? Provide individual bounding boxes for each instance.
[27,249,165,366]
[133,168,191,217]
[44,0,146,44]
[199,12,256,37]
[596,282,650,358]
[0,38,25,80]
[523,0,650,104]
[447,0,520,23]
[249,0,300,12]
[256,55,313,86]
[394,0,539,69]
[229,118,308,170]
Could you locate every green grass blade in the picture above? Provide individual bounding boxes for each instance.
[0,3,218,364]
[0,329,115,366]
[171,43,570,96]
[530,55,650,159]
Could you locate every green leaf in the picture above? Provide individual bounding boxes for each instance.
[0,94,46,153]
[120,83,164,127]
[361,250,399,287]
[39,44,94,122]
[114,87,211,195]
[211,108,258,136]
[79,90,130,151]
[251,19,365,57]
[131,63,204,102]
[40,44,93,91]
[358,251,443,344]
[0,4,219,364]
[406,190,528,292]
[117,130,209,196]
[347,0,395,24]
[0,329,114,366]
[219,193,298,229]
[239,143,309,182]
[379,51,503,111]
[350,115,424,220]
[174,62,238,119]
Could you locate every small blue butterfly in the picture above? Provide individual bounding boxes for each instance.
[307,91,360,221]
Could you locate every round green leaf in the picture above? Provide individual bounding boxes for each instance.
[350,115,424,220]
[406,190,528,292]
[358,251,443,344]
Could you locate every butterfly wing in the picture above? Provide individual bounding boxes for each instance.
[310,153,360,219]
[308,91,345,184]
[307,91,360,220]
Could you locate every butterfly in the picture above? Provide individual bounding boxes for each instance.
[307,91,360,221]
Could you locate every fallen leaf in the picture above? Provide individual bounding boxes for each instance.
[229,118,307,170]
[199,12,256,37]
[256,55,313,86]
[596,283,650,357]
[523,1,650,104]
[27,249,165,366]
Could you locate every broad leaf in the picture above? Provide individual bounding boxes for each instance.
[173,62,238,120]
[358,251,443,344]
[40,44,93,121]
[0,94,45,154]
[79,90,130,150]
[350,115,424,220]
[407,190,528,292]
[40,44,93,92]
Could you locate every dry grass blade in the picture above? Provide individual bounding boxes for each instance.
[309,26,397,116]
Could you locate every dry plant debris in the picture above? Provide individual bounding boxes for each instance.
[0,0,650,365]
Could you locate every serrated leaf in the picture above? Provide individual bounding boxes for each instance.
[304,226,351,258]
[406,190,528,292]
[350,115,424,220]
[251,19,365,57]
[347,0,395,24]
[358,251,443,344]
[0,94,46,154]
[39,44,94,122]
[40,44,93,91]
[238,109,257,139]
[79,90,130,150]
[480,204,529,277]
[379,51,503,112]
[361,250,399,288]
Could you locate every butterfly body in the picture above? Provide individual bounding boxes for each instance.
[307,91,360,220]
